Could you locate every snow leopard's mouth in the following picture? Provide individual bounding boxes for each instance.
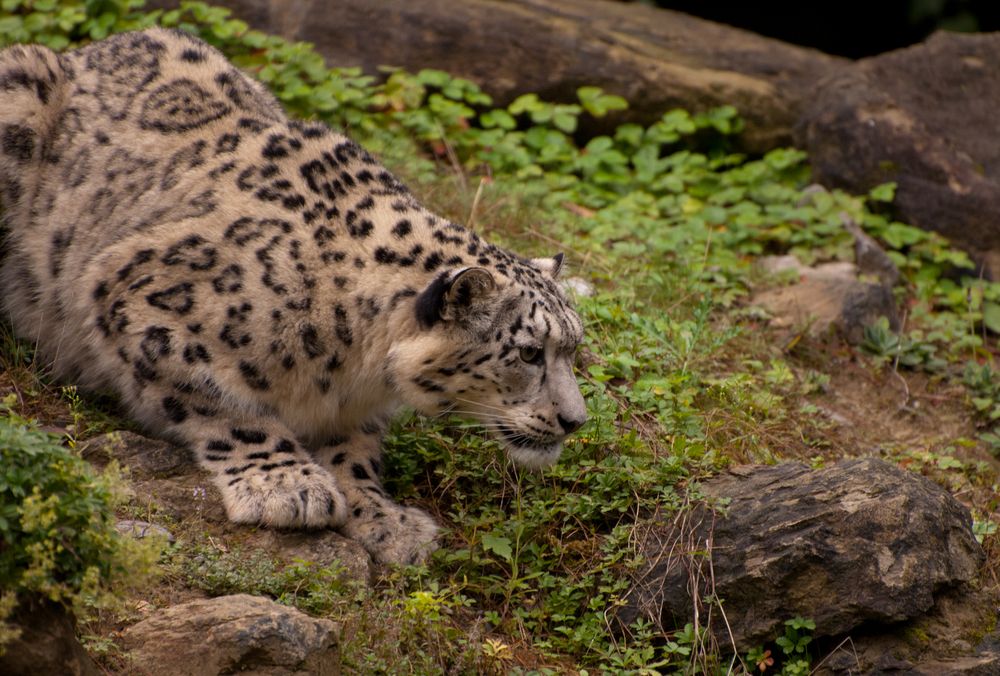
[497,425,560,448]
[496,426,564,469]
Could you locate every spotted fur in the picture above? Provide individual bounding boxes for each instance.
[0,28,587,565]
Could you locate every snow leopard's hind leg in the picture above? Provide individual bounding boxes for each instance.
[0,41,73,349]
[0,41,68,219]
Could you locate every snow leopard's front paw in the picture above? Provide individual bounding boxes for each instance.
[218,461,348,529]
[343,498,439,565]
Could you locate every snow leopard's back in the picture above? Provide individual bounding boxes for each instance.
[0,28,286,385]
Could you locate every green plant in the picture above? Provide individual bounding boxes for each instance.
[340,571,489,674]
[860,317,946,372]
[746,645,775,672]
[774,617,815,675]
[0,0,155,49]
[745,618,816,675]
[973,516,998,544]
[0,398,159,649]
[964,362,1000,454]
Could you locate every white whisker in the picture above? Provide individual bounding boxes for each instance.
[464,413,518,422]
[453,396,511,414]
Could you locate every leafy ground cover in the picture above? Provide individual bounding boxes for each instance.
[2,1,1000,673]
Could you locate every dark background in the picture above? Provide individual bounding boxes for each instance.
[643,0,1000,57]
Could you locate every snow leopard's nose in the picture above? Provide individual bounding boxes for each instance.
[557,413,585,434]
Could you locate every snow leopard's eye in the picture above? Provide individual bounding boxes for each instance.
[519,346,544,365]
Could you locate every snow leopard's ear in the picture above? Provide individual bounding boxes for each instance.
[415,267,498,328]
[531,253,564,279]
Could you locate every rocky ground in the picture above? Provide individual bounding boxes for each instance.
[4,314,999,674]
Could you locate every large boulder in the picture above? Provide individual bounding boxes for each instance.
[148,0,844,152]
[621,458,985,651]
[122,594,339,675]
[797,32,1000,275]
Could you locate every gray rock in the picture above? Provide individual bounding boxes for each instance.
[816,586,1000,674]
[797,32,1000,277]
[839,211,900,287]
[904,654,1000,676]
[621,458,984,650]
[115,519,175,543]
[562,276,595,298]
[131,472,230,526]
[81,431,229,524]
[122,594,339,675]
[753,255,899,344]
[147,0,844,152]
[80,430,192,479]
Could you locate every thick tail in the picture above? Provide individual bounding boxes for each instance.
[0,41,68,210]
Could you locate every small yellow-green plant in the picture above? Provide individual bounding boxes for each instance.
[0,399,159,650]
